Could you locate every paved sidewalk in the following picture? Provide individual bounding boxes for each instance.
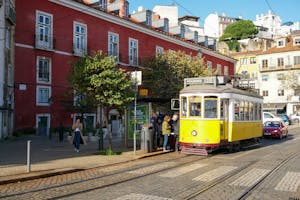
[0,134,164,185]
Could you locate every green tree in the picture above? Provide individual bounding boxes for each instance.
[219,20,258,51]
[68,51,134,150]
[142,51,207,99]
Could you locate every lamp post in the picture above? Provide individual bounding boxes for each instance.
[133,70,138,156]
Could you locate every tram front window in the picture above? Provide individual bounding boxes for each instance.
[204,97,217,118]
[189,96,201,117]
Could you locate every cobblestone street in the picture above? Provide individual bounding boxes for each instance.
[0,126,300,199]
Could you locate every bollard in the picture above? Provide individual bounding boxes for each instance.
[27,140,31,173]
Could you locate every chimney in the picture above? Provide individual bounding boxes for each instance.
[119,0,125,18]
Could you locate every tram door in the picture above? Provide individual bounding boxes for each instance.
[220,99,229,141]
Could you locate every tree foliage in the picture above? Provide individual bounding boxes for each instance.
[142,51,207,99]
[219,20,258,51]
[69,51,134,110]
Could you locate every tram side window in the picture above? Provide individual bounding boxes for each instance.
[189,96,201,117]
[239,101,245,121]
[181,97,187,117]
[234,101,240,121]
[204,97,217,118]
[244,101,249,120]
[249,102,254,120]
[257,103,262,120]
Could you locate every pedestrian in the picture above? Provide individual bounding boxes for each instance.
[157,118,163,149]
[162,115,171,152]
[150,113,158,151]
[71,118,86,152]
[171,114,180,151]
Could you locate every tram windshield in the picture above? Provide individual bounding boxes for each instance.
[204,96,218,118]
[189,96,201,117]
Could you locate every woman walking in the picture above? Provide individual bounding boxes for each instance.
[71,118,86,152]
[162,115,171,152]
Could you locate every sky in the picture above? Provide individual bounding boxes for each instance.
[129,0,300,26]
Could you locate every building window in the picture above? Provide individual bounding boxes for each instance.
[250,57,256,64]
[262,59,268,68]
[36,11,53,49]
[278,90,284,96]
[217,64,222,75]
[5,28,11,49]
[277,57,284,67]
[124,1,129,17]
[262,90,269,97]
[277,40,285,47]
[146,11,152,26]
[262,74,269,81]
[240,58,247,65]
[129,38,138,66]
[108,32,119,60]
[207,61,212,74]
[294,56,300,65]
[277,73,284,80]
[37,57,50,83]
[156,46,164,55]
[73,22,87,56]
[224,66,229,76]
[294,37,300,46]
[37,86,51,106]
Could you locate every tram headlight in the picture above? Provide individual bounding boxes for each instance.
[191,130,197,136]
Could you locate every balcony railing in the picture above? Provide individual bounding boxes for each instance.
[35,34,55,51]
[260,64,299,72]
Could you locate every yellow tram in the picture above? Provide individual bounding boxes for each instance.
[179,76,263,155]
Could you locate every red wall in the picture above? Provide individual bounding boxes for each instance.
[14,0,235,130]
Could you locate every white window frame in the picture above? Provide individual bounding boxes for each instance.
[217,64,222,75]
[224,66,229,76]
[277,39,285,48]
[240,58,247,65]
[73,21,87,56]
[36,86,51,106]
[262,74,269,81]
[156,46,164,55]
[293,37,300,46]
[108,32,119,60]
[250,57,256,64]
[5,28,11,49]
[37,56,51,84]
[129,38,138,66]
[36,10,53,50]
[207,61,212,74]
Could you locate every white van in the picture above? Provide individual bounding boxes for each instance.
[263,112,282,124]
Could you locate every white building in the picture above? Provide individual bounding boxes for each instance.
[0,0,15,139]
[152,4,178,27]
[204,12,239,38]
[254,10,299,38]
[257,33,300,115]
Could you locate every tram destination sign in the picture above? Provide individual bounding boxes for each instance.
[184,76,227,87]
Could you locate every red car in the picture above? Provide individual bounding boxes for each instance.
[263,120,288,139]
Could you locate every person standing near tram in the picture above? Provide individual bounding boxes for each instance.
[162,115,171,151]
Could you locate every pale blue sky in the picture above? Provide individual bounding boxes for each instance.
[129,0,300,26]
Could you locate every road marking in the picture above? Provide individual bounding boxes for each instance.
[127,162,176,175]
[192,166,237,182]
[229,168,270,187]
[113,193,173,200]
[159,163,207,178]
[275,172,300,192]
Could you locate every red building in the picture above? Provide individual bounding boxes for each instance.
[14,0,235,136]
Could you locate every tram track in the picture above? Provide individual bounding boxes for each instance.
[0,153,209,199]
[182,150,299,200]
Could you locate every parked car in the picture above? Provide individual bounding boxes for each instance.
[263,112,282,124]
[263,120,288,139]
[290,113,300,124]
[277,114,291,126]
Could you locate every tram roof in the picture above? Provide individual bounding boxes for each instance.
[180,83,263,99]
